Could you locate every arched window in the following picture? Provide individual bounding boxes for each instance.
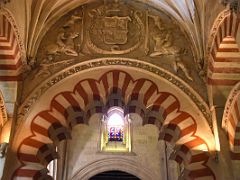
[100,107,131,152]
[107,107,124,142]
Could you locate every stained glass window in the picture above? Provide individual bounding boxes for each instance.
[100,106,131,152]
[107,111,124,142]
[108,127,123,141]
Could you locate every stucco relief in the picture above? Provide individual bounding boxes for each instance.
[24,0,207,102]
[85,1,144,55]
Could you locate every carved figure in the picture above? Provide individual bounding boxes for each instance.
[31,56,54,79]
[64,32,79,56]
[150,31,186,57]
[56,32,67,49]
[63,14,82,28]
[149,15,165,31]
[173,56,193,81]
[20,58,38,79]
[46,31,79,57]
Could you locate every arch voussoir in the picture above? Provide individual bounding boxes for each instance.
[14,70,215,180]
[36,144,58,166]
[48,122,71,143]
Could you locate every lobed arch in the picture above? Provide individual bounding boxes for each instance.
[12,60,216,179]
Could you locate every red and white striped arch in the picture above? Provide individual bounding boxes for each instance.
[208,10,240,104]
[0,8,25,81]
[12,69,216,180]
[222,82,240,160]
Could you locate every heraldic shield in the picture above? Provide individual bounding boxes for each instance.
[86,0,144,54]
[103,16,131,45]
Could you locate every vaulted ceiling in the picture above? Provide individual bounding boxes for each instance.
[3,0,224,67]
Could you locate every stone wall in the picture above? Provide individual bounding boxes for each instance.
[66,114,178,180]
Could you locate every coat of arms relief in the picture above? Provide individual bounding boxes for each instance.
[32,0,198,85]
[84,0,144,55]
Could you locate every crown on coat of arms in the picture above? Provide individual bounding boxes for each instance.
[104,0,125,15]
